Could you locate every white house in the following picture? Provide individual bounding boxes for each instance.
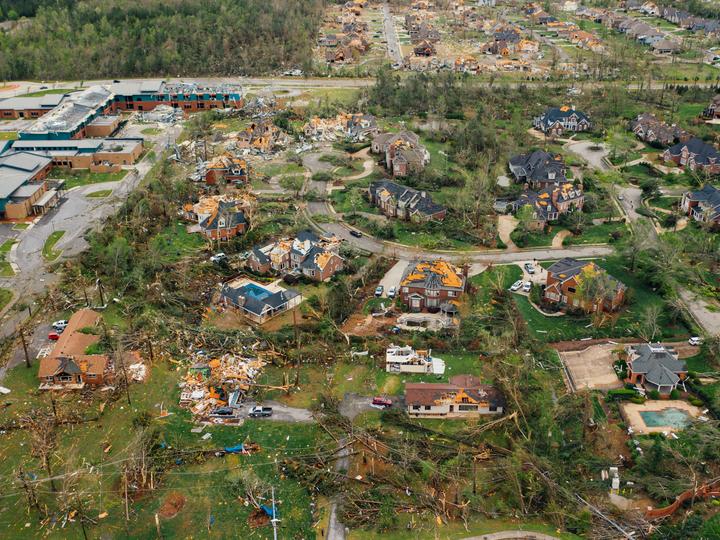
[385,344,446,374]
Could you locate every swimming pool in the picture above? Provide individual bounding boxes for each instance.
[240,282,272,301]
[639,408,692,429]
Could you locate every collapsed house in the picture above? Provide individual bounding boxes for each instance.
[189,153,249,186]
[178,353,266,424]
[405,375,505,418]
[303,112,377,142]
[235,120,288,154]
[385,344,445,374]
[182,194,252,241]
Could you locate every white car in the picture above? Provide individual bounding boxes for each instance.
[510,280,523,292]
[689,336,702,346]
[52,320,68,330]
[387,286,396,299]
[522,281,532,293]
[210,253,227,264]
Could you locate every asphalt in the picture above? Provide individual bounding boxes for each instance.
[382,2,403,65]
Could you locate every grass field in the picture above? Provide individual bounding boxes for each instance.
[86,189,113,198]
[150,222,205,262]
[50,168,128,190]
[0,131,18,140]
[12,222,29,230]
[648,196,680,211]
[0,287,12,310]
[23,88,76,97]
[563,222,627,245]
[256,162,305,178]
[42,230,65,261]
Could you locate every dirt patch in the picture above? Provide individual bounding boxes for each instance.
[159,492,186,519]
[558,343,623,391]
[248,508,270,528]
[341,313,395,337]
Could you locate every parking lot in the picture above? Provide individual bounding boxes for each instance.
[558,343,624,392]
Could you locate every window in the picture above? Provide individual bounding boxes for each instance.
[424,405,431,410]
[412,405,420,410]
[567,287,576,293]
[458,405,478,411]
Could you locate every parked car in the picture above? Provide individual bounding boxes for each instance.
[210,252,227,264]
[48,332,61,341]
[249,406,273,418]
[210,407,236,417]
[387,286,396,299]
[350,229,363,238]
[522,282,532,293]
[510,280,523,292]
[372,397,392,408]
[374,285,384,297]
[618,195,624,201]
[52,320,68,330]
[689,336,702,346]
[524,263,535,274]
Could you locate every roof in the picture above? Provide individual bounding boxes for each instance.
[400,259,465,290]
[405,375,505,407]
[0,151,52,199]
[49,309,102,359]
[199,200,247,231]
[666,138,720,165]
[546,257,625,293]
[21,85,113,136]
[685,184,720,220]
[38,354,108,379]
[0,93,66,111]
[298,245,340,271]
[221,280,300,316]
[628,343,687,387]
[369,181,445,218]
[535,106,590,131]
[508,150,566,184]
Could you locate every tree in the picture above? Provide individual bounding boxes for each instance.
[345,187,365,216]
[575,264,616,314]
[279,175,304,197]
[638,304,662,342]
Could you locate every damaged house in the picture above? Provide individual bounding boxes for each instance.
[510,183,584,231]
[630,113,688,147]
[182,194,251,241]
[399,259,466,312]
[370,131,430,177]
[508,150,568,189]
[220,277,302,324]
[405,375,505,418]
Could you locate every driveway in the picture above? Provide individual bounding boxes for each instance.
[378,259,408,295]
[243,400,314,422]
[558,343,623,392]
[497,215,518,251]
[679,288,720,337]
[565,140,611,171]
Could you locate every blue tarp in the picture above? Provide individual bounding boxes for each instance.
[260,505,277,518]
[224,444,245,454]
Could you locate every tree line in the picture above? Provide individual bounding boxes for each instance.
[0,0,324,80]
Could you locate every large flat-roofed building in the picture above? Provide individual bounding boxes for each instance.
[109,80,243,113]
[0,151,59,219]
[18,86,115,141]
[0,93,68,120]
[9,138,143,171]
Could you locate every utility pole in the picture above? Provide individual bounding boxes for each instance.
[271,486,280,540]
[118,351,132,406]
[49,392,58,420]
[96,278,106,306]
[146,338,155,365]
[76,493,89,540]
[18,326,31,368]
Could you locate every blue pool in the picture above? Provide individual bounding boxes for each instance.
[639,408,692,428]
[240,283,272,301]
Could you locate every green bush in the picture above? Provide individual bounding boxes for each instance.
[648,390,661,400]
[689,397,704,407]
[629,396,646,404]
[669,389,680,399]
[606,388,639,401]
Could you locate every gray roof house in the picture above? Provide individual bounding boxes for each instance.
[220,278,302,324]
[368,180,447,222]
[663,137,720,173]
[626,343,688,395]
[508,150,567,188]
[533,106,591,135]
[681,184,720,224]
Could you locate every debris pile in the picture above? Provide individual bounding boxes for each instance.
[178,353,266,424]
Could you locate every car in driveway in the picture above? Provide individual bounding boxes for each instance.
[689,336,702,346]
[349,229,363,238]
[510,280,523,292]
[52,320,68,331]
[387,286,396,299]
[248,406,273,418]
[48,331,61,341]
[524,263,535,274]
[374,285,384,297]
[522,282,532,293]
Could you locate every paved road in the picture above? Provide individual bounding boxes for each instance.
[382,2,403,65]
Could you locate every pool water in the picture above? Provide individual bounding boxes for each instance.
[240,283,272,301]
[639,408,692,428]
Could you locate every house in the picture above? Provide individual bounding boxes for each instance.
[663,138,720,174]
[544,258,626,312]
[303,113,377,142]
[385,344,446,374]
[199,200,248,241]
[511,183,584,231]
[652,39,681,54]
[405,375,505,418]
[702,95,720,119]
[247,231,343,280]
[37,309,114,390]
[533,106,591,136]
[236,121,286,153]
[399,259,466,312]
[454,55,480,73]
[414,40,436,57]
[681,184,720,225]
[625,343,688,396]
[370,131,429,177]
[368,181,446,222]
[0,151,58,219]
[203,154,249,185]
[219,277,302,324]
[508,150,567,189]
[630,113,688,147]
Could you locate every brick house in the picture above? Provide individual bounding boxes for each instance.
[630,113,689,147]
[663,138,720,174]
[702,95,720,119]
[544,258,626,312]
[405,375,505,418]
[204,154,249,186]
[370,131,430,177]
[37,309,114,390]
[508,150,567,189]
[368,181,446,222]
[510,183,584,231]
[199,200,248,241]
[625,343,688,396]
[681,184,720,225]
[399,259,466,312]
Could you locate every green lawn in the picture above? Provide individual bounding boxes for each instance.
[511,227,562,248]
[648,196,680,211]
[0,287,12,310]
[49,168,128,190]
[12,222,29,231]
[150,222,205,262]
[85,189,113,198]
[0,239,16,252]
[686,351,714,373]
[140,127,162,135]
[563,222,627,246]
[470,264,523,303]
[42,230,65,261]
[256,162,305,177]
[23,87,76,97]
[0,131,18,140]
[677,103,706,124]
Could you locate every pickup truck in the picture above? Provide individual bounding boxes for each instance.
[249,406,273,418]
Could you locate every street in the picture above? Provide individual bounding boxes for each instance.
[382,2,403,65]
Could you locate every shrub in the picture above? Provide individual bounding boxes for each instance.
[606,388,639,401]
[689,397,704,407]
[648,390,661,400]
[669,389,680,399]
